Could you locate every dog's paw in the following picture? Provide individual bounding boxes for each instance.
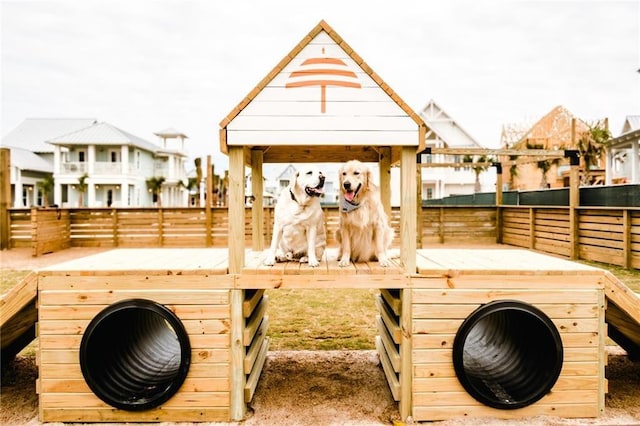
[338,257,351,267]
[263,256,275,266]
[377,254,391,267]
[307,257,320,268]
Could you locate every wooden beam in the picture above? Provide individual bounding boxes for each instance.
[399,146,415,421]
[379,147,391,220]
[427,147,566,157]
[251,150,264,251]
[205,156,213,247]
[0,148,10,249]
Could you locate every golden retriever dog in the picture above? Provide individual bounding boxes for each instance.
[264,166,326,267]
[337,160,394,267]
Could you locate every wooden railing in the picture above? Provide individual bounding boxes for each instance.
[9,205,640,270]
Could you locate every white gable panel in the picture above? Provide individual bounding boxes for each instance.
[232,30,415,142]
[228,115,416,131]
[226,129,417,146]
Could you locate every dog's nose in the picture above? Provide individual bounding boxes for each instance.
[319,174,325,185]
[343,181,351,190]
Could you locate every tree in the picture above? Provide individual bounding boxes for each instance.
[180,177,199,206]
[146,176,165,207]
[462,154,490,193]
[508,155,519,190]
[37,174,55,207]
[527,142,562,189]
[577,125,612,185]
[77,173,89,207]
[194,157,203,207]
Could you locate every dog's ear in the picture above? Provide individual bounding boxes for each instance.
[365,166,374,192]
[290,171,299,189]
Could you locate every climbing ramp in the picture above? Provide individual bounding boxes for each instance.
[0,271,38,363]
[604,271,640,360]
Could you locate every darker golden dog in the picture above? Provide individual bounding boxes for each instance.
[337,160,394,267]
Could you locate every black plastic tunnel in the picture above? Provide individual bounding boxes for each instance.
[452,300,563,409]
[79,299,191,411]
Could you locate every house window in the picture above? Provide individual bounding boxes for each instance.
[78,151,86,162]
[426,188,433,200]
[109,150,120,163]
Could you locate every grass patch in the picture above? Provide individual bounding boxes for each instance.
[578,260,640,293]
[266,288,378,350]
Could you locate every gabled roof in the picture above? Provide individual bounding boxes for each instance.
[419,99,483,148]
[511,105,589,149]
[48,122,161,153]
[2,118,97,153]
[219,20,426,157]
[621,116,640,135]
[8,146,53,173]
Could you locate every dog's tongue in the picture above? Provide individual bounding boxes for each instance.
[344,191,355,202]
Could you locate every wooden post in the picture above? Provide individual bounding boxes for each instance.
[399,146,415,420]
[566,149,580,260]
[529,207,535,250]
[0,148,10,249]
[158,208,164,247]
[227,146,246,421]
[206,156,213,247]
[379,147,392,220]
[494,162,503,244]
[623,209,631,269]
[251,150,264,251]
[112,208,119,247]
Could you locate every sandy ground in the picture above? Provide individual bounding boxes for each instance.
[1,248,640,425]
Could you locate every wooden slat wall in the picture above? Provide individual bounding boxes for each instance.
[410,273,606,422]
[11,206,640,270]
[37,273,232,423]
[9,209,32,248]
[578,209,624,266]
[31,208,71,256]
[420,207,496,246]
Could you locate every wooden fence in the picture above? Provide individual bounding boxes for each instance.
[9,205,640,270]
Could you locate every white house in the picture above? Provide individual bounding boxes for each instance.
[606,115,640,185]
[47,121,188,207]
[2,118,191,208]
[417,100,496,199]
[2,118,97,207]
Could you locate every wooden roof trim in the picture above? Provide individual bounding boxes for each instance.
[219,20,427,134]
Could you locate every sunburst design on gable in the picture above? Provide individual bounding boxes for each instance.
[285,47,361,113]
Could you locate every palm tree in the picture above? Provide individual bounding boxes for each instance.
[77,173,89,207]
[146,176,166,207]
[527,143,562,189]
[463,154,490,193]
[37,174,55,207]
[180,177,199,206]
[194,157,203,207]
[577,125,612,185]
[508,155,519,190]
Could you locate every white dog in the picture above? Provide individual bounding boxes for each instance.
[337,160,394,267]
[264,166,326,267]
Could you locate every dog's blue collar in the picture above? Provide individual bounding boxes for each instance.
[341,196,361,213]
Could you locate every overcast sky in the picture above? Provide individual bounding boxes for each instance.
[2,0,639,175]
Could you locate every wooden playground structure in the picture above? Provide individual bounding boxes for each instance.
[1,19,640,423]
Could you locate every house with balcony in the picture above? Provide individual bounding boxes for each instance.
[417,100,496,199]
[47,121,188,207]
[2,118,98,207]
[606,115,640,185]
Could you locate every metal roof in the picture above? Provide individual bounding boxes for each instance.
[1,118,97,153]
[419,100,483,149]
[621,116,640,135]
[154,127,188,138]
[8,146,53,173]
[47,121,161,153]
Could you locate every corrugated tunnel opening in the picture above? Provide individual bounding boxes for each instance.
[79,299,191,411]
[452,300,563,409]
